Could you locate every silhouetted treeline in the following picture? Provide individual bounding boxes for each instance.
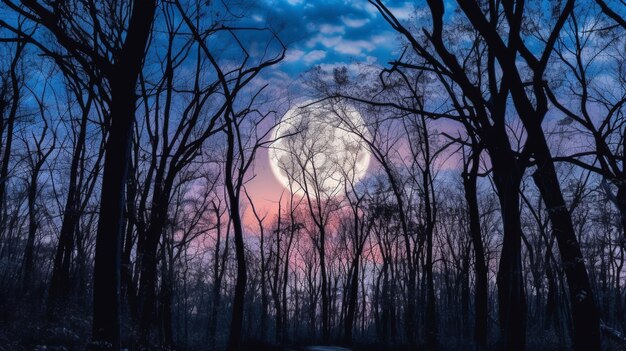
[0,0,625,351]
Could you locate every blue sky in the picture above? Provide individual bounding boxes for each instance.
[243,0,417,76]
[239,0,423,218]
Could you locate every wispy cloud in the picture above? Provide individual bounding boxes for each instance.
[334,39,376,56]
[341,16,369,28]
[302,50,327,64]
[284,49,305,62]
[319,24,345,34]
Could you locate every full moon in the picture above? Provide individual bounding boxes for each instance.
[268,100,371,197]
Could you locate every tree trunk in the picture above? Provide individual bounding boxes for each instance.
[343,256,359,346]
[282,224,295,343]
[319,228,330,342]
[21,168,40,292]
[207,204,226,350]
[90,75,134,351]
[159,234,174,347]
[225,116,247,351]
[49,97,90,312]
[138,187,171,345]
[463,168,489,350]
[423,172,438,350]
[90,2,156,349]
[0,44,21,238]
[531,134,601,351]
[486,133,526,351]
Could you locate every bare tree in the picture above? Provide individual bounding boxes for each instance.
[20,84,56,292]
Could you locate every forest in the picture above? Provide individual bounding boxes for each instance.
[0,0,625,350]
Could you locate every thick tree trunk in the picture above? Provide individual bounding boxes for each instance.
[531,134,601,351]
[486,133,526,351]
[90,2,156,349]
[495,184,526,351]
[90,75,134,351]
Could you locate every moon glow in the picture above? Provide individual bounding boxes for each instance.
[268,101,371,197]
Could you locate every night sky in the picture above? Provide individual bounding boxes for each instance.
[243,0,416,220]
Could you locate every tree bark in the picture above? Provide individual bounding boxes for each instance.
[90,2,156,349]
[485,130,526,351]
[225,115,247,351]
[531,134,602,351]
[0,42,23,238]
[22,161,42,292]
[463,163,488,350]
[49,95,91,312]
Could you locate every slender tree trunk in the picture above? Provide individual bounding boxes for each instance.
[225,188,246,351]
[617,187,626,242]
[138,186,172,345]
[21,167,40,292]
[207,205,225,350]
[343,254,360,346]
[319,228,330,342]
[424,184,438,349]
[122,158,139,323]
[463,169,489,350]
[49,97,90,312]
[0,43,22,237]
[159,234,174,346]
[281,225,295,343]
[259,222,268,341]
[225,117,247,351]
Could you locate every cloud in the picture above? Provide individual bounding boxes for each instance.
[335,40,375,56]
[304,31,395,57]
[249,0,404,76]
[282,48,326,65]
[341,16,369,28]
[371,33,395,46]
[303,50,327,64]
[319,24,345,34]
[284,48,305,62]
[306,34,342,48]
[386,3,415,20]
[365,56,378,64]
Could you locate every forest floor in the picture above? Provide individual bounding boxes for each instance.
[245,340,424,351]
[282,345,414,351]
[289,347,351,351]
